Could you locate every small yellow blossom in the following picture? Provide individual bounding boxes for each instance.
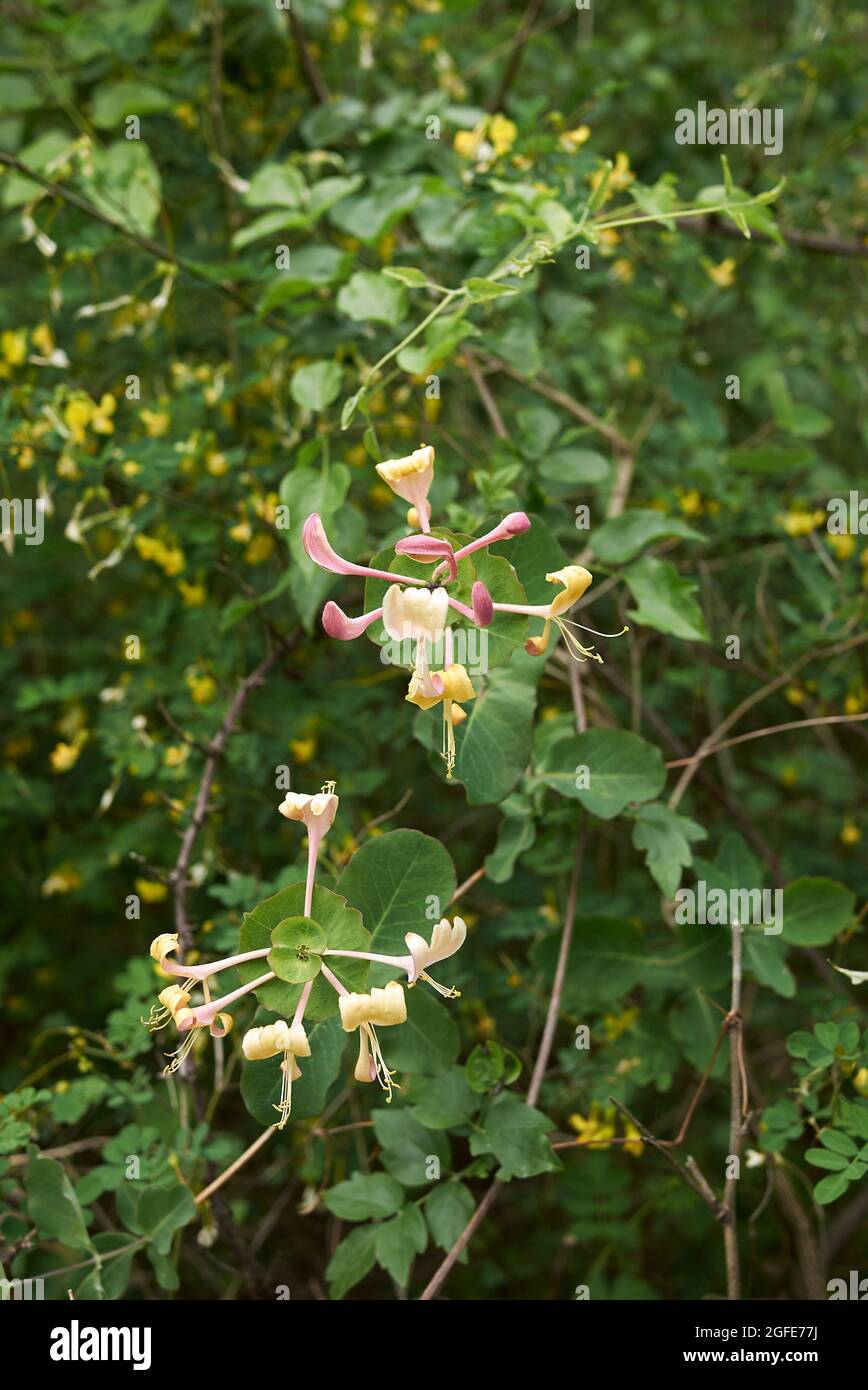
[92,393,117,434]
[50,731,87,773]
[828,532,855,561]
[291,736,318,764]
[840,820,861,847]
[178,579,206,607]
[622,1120,644,1158]
[454,126,484,160]
[560,124,591,152]
[778,508,826,537]
[187,672,217,706]
[64,397,93,444]
[135,877,169,904]
[678,488,704,518]
[245,532,276,566]
[488,113,517,157]
[784,686,805,707]
[140,408,170,437]
[206,451,229,477]
[702,257,737,288]
[1,329,28,366]
[569,1104,616,1149]
[611,257,634,284]
[853,1067,868,1098]
[32,323,55,356]
[163,744,188,769]
[42,864,83,896]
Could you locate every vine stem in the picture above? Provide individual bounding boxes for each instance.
[195,1126,276,1207]
[724,920,745,1299]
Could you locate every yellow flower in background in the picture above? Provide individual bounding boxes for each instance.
[778,508,825,537]
[677,488,704,517]
[32,323,55,356]
[135,877,169,904]
[488,113,517,157]
[50,731,87,773]
[42,865,82,896]
[784,685,805,707]
[840,820,861,847]
[290,736,318,764]
[92,393,117,434]
[569,1104,616,1150]
[244,533,275,566]
[163,744,188,769]
[625,356,644,380]
[702,257,737,288]
[2,329,27,366]
[611,257,634,284]
[560,124,591,152]
[854,1068,868,1098]
[135,534,185,577]
[206,451,229,477]
[15,445,35,470]
[602,1007,639,1042]
[828,532,855,561]
[174,102,197,129]
[140,408,169,437]
[454,127,484,160]
[623,1120,644,1158]
[178,579,206,607]
[609,151,634,191]
[64,397,93,444]
[187,672,217,706]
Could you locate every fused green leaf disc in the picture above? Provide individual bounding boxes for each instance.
[268,916,327,984]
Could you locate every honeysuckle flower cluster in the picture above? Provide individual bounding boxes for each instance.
[144,783,467,1126]
[303,444,625,776]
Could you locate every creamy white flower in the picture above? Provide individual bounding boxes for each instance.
[277,788,339,834]
[382,584,448,644]
[405,917,466,993]
[376,445,435,531]
[242,1020,310,1061]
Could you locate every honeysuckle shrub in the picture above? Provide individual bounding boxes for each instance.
[0,0,866,1302]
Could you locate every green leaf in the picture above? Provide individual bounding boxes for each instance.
[537,729,666,819]
[668,364,725,442]
[289,360,342,412]
[465,277,515,301]
[453,649,540,805]
[128,1183,197,1255]
[410,1068,479,1129]
[326,1224,378,1298]
[531,916,648,1011]
[781,878,855,947]
[469,1094,559,1180]
[239,882,370,1021]
[382,265,429,288]
[805,1148,850,1172]
[337,270,407,326]
[241,1015,345,1126]
[624,557,710,643]
[819,1129,858,1157]
[632,802,706,898]
[338,828,456,966]
[26,1152,94,1254]
[375,1205,427,1286]
[373,1109,450,1186]
[267,916,326,984]
[386,990,459,1076]
[591,510,705,564]
[484,801,536,883]
[243,162,306,209]
[323,1172,405,1221]
[91,80,173,128]
[539,447,611,491]
[425,1182,476,1254]
[465,1041,505,1093]
[812,1171,851,1205]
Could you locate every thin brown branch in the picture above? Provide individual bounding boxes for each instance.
[481,354,632,453]
[288,11,330,104]
[172,648,277,954]
[724,922,745,1299]
[451,865,486,903]
[195,1126,276,1207]
[666,711,868,769]
[677,212,868,260]
[463,348,508,438]
[490,0,547,111]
